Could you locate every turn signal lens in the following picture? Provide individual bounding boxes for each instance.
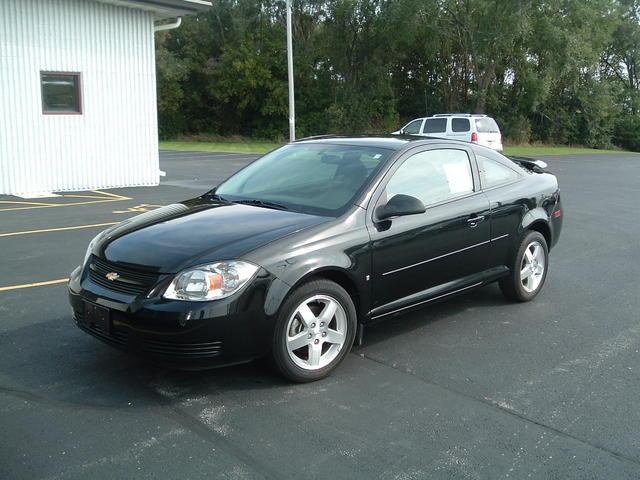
[163,261,259,302]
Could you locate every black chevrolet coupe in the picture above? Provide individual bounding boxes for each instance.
[69,136,562,382]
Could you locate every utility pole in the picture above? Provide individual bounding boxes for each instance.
[286,0,295,141]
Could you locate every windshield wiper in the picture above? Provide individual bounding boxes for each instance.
[204,192,229,202]
[233,199,289,211]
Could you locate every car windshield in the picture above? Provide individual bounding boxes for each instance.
[215,143,391,216]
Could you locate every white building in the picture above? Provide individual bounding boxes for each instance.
[0,0,211,196]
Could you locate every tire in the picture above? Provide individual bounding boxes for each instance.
[499,231,549,302]
[272,279,357,383]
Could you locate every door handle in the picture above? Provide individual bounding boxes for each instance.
[467,215,485,227]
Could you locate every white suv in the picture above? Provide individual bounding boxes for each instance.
[393,114,503,152]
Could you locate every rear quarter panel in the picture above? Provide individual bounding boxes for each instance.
[484,171,560,268]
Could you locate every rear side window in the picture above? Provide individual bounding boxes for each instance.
[402,119,423,134]
[475,118,500,133]
[423,118,447,134]
[477,155,520,189]
[452,118,470,132]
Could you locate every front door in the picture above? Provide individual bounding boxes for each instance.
[367,146,491,310]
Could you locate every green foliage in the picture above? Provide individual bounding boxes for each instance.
[155,0,640,151]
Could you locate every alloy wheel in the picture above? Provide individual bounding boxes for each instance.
[520,240,545,293]
[285,294,347,370]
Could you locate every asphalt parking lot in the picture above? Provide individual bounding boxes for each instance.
[1,150,640,479]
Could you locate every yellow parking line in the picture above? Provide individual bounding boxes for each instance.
[93,190,130,200]
[0,200,58,206]
[57,194,111,199]
[0,222,118,238]
[0,278,68,292]
[0,199,126,212]
[0,190,132,212]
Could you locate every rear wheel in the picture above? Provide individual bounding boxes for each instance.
[272,279,356,383]
[499,231,549,302]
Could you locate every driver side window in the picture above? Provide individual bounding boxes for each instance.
[384,149,474,207]
[402,119,423,135]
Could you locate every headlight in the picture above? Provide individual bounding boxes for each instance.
[163,261,259,302]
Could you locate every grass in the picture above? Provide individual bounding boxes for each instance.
[503,145,627,156]
[159,140,281,154]
[160,138,630,157]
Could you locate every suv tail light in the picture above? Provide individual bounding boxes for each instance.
[471,132,478,143]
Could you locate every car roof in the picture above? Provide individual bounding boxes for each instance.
[293,134,477,151]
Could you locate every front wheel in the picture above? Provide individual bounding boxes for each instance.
[499,231,549,302]
[272,279,357,383]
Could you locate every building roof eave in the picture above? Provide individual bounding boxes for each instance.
[95,0,212,19]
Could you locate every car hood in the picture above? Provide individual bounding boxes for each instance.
[97,199,330,273]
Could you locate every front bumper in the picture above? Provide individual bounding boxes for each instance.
[68,264,276,369]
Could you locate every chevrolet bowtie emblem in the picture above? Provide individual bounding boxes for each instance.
[105,272,120,281]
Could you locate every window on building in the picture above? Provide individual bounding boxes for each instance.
[41,72,82,114]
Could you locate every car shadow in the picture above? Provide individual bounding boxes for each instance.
[0,284,509,411]
[354,283,510,350]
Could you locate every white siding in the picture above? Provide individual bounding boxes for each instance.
[0,0,159,195]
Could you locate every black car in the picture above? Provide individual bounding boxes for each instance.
[69,136,562,382]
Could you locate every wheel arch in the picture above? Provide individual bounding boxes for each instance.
[264,266,365,320]
[527,220,551,248]
[520,207,552,248]
[300,268,362,319]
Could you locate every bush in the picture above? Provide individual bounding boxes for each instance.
[504,116,531,144]
[613,114,640,152]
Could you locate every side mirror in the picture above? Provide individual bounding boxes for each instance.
[375,194,426,221]
[399,129,405,135]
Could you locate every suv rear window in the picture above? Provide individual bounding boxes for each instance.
[452,118,470,132]
[475,118,500,133]
[423,118,447,134]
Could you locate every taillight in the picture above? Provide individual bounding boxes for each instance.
[471,132,478,143]
[553,209,562,218]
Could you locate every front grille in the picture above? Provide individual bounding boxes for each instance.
[88,256,160,296]
[74,309,223,359]
[75,309,129,347]
[139,338,223,358]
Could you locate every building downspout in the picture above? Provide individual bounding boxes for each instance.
[154,17,182,32]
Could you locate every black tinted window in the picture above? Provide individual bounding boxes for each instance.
[475,118,500,133]
[477,155,520,188]
[452,118,470,132]
[403,119,423,134]
[423,118,447,133]
[41,72,82,114]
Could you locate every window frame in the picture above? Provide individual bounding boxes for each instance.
[40,71,83,115]
[368,144,482,221]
